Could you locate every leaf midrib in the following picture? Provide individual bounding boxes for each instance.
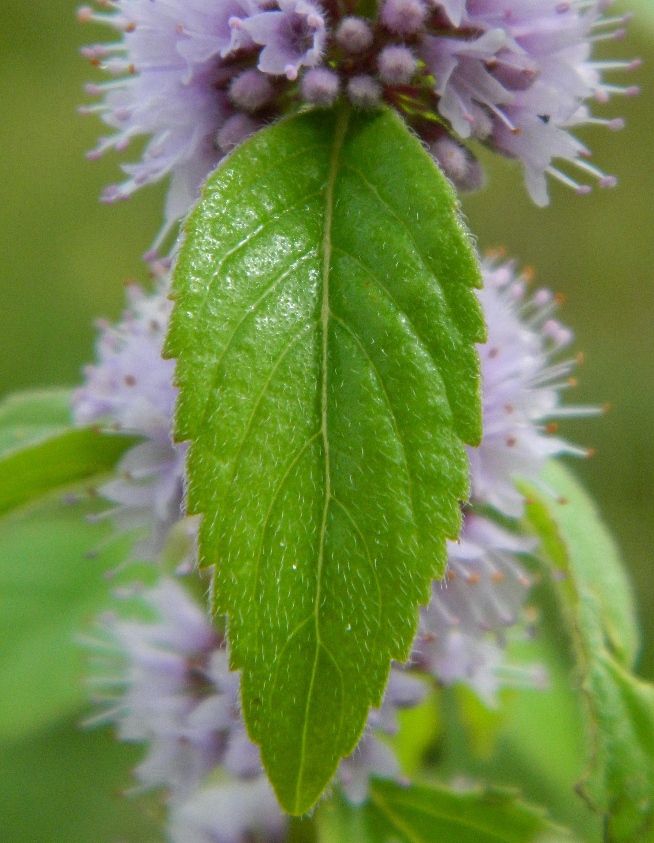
[293,105,351,813]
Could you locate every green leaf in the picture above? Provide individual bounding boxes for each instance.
[389,687,441,778]
[435,607,603,840]
[0,427,139,518]
[0,388,142,735]
[0,716,162,843]
[0,388,72,456]
[521,461,654,842]
[318,780,578,843]
[0,387,139,517]
[165,105,484,813]
[0,482,141,738]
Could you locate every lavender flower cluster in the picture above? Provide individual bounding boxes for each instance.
[74,252,593,840]
[80,0,637,251]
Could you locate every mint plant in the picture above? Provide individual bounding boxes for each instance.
[1,0,652,841]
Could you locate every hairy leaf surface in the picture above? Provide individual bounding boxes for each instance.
[318,780,577,843]
[521,462,654,842]
[166,106,484,812]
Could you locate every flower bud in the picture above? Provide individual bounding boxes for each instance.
[377,45,418,84]
[216,113,261,153]
[228,69,275,113]
[347,75,383,109]
[429,136,486,193]
[380,0,428,36]
[336,16,374,54]
[301,68,340,106]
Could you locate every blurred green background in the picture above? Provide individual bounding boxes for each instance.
[0,1,652,839]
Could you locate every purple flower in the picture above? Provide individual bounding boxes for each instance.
[240,0,327,80]
[436,0,467,27]
[470,257,599,518]
[428,135,486,193]
[421,0,638,202]
[79,0,261,251]
[80,0,636,223]
[228,69,277,112]
[216,113,263,153]
[84,576,290,841]
[339,669,428,803]
[73,277,188,561]
[415,514,544,706]
[169,777,287,843]
[84,578,264,800]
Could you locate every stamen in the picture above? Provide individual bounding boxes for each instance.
[584,115,625,130]
[487,103,520,134]
[589,59,641,72]
[591,13,633,30]
[546,166,592,195]
[574,158,617,188]
[589,28,627,43]
[600,84,640,97]
[541,405,603,419]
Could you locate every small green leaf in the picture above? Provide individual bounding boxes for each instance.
[166,105,484,812]
[0,716,162,843]
[0,388,72,457]
[522,461,639,668]
[0,427,139,518]
[318,780,578,843]
[0,483,141,738]
[0,390,142,735]
[521,461,654,842]
[0,387,139,517]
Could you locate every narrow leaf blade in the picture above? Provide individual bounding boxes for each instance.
[0,427,139,518]
[166,106,484,813]
[521,461,654,841]
[0,388,72,457]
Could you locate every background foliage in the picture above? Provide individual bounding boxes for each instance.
[0,1,652,841]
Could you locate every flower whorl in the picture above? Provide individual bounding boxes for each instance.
[80,0,637,250]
